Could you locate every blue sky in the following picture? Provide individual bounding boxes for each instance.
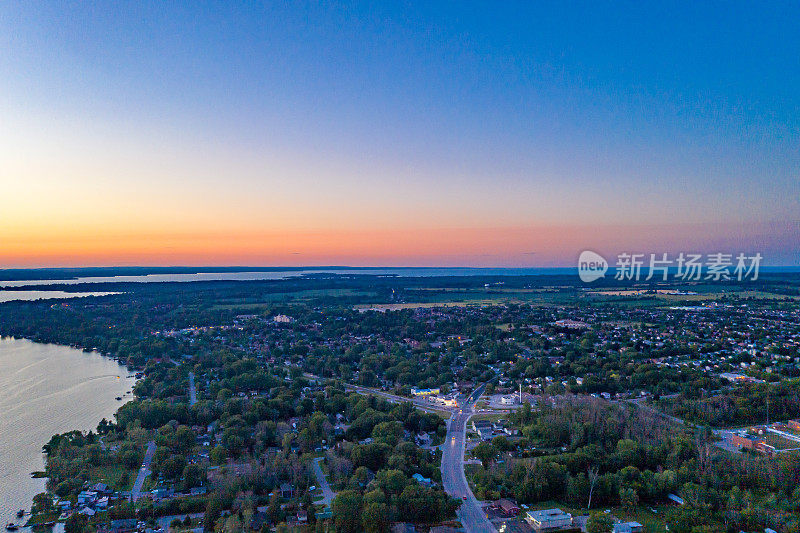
[1,2,798,266]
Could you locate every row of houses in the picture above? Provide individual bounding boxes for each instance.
[472,419,517,440]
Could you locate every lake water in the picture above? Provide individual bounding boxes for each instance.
[0,338,136,523]
[0,267,575,287]
[0,291,118,303]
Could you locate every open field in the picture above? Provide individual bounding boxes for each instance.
[523,500,668,533]
[470,413,507,424]
[211,289,378,309]
[356,301,491,311]
[762,432,800,451]
[90,464,136,491]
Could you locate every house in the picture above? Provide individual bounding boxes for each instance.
[493,499,520,516]
[412,473,432,486]
[525,508,572,531]
[280,483,294,498]
[729,431,776,455]
[392,524,417,533]
[472,419,492,432]
[613,522,643,533]
[151,487,174,500]
[91,483,110,494]
[77,491,97,505]
[477,427,493,440]
[410,387,440,396]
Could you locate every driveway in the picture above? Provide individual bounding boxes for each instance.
[131,440,156,502]
[311,457,336,508]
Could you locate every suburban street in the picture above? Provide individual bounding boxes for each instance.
[188,371,197,406]
[131,440,156,502]
[311,457,336,508]
[441,383,496,533]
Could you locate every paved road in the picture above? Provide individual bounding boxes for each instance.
[344,383,457,414]
[188,372,197,406]
[441,383,496,533]
[156,512,204,531]
[131,440,156,501]
[311,457,336,508]
[625,396,686,426]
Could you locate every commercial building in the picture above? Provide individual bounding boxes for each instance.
[525,508,573,531]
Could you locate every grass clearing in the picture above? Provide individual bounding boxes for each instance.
[523,501,667,533]
[25,512,60,526]
[90,463,136,491]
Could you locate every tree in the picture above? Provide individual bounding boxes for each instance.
[332,490,363,533]
[376,469,407,495]
[267,492,282,525]
[362,502,390,533]
[473,441,497,468]
[161,454,187,479]
[64,513,89,533]
[492,435,512,452]
[210,445,227,465]
[32,492,54,515]
[182,463,203,490]
[619,486,639,509]
[204,496,222,532]
[586,512,614,533]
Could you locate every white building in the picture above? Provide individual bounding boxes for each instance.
[411,387,440,396]
[525,508,572,531]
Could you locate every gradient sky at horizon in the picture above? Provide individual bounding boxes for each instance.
[1,2,799,267]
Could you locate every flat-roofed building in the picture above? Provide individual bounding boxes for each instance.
[525,508,573,531]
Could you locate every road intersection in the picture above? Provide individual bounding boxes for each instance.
[441,384,496,533]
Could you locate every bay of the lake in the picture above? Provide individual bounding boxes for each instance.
[0,337,135,523]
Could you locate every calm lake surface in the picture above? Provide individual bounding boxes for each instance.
[0,291,117,303]
[0,338,135,523]
[0,267,574,287]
